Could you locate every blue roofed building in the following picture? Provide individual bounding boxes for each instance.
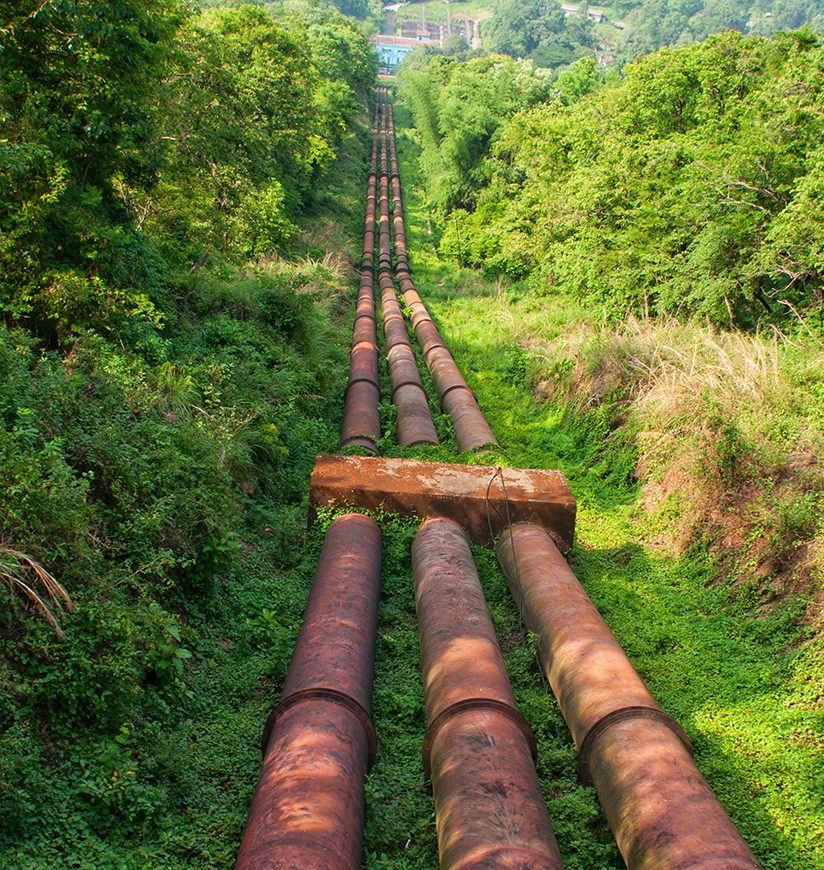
[371,35,433,73]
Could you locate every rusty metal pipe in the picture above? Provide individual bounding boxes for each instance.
[348,340,379,390]
[441,387,498,452]
[236,513,381,870]
[497,523,761,870]
[383,316,410,350]
[373,100,437,447]
[413,518,563,870]
[409,303,495,450]
[392,383,437,446]
[340,119,381,452]
[380,99,495,452]
[352,316,377,346]
[340,379,380,452]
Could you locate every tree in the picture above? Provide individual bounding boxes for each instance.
[0,0,185,338]
[484,0,597,66]
[420,31,824,325]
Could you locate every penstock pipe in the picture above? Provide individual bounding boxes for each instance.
[383,99,496,453]
[340,114,381,452]
[497,522,761,870]
[236,513,381,870]
[375,101,438,447]
[413,517,564,870]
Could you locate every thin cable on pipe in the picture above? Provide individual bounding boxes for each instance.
[484,467,548,692]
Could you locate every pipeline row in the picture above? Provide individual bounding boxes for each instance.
[239,87,760,870]
[341,87,497,453]
[414,518,563,869]
[379,88,498,453]
[236,513,381,869]
[497,524,761,870]
[340,103,381,452]
[235,512,564,870]
[376,98,439,447]
[237,511,760,868]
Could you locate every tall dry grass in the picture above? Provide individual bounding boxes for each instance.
[0,547,75,636]
[529,314,823,618]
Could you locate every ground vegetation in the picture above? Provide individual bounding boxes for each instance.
[0,0,376,862]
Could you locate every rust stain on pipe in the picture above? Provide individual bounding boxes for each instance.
[413,518,563,870]
[394,383,439,446]
[236,514,381,870]
[442,385,498,452]
[497,523,761,870]
[340,115,381,453]
[348,341,379,390]
[340,380,380,451]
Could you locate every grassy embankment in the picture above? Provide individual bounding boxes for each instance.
[0,105,375,867]
[357,102,823,869]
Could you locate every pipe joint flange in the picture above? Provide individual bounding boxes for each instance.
[577,705,693,786]
[338,435,379,454]
[344,375,380,398]
[422,698,537,780]
[390,379,428,401]
[261,687,378,771]
[421,341,448,359]
[437,382,474,408]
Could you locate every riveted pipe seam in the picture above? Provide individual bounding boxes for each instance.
[578,705,693,786]
[436,382,477,410]
[390,378,429,402]
[343,374,380,397]
[339,435,378,452]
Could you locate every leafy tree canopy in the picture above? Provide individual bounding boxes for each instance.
[0,0,376,343]
[404,31,824,327]
[484,0,599,67]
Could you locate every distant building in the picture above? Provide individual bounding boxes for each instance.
[398,20,440,40]
[561,3,605,22]
[372,35,430,73]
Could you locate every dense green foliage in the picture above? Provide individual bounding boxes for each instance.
[398,54,557,213]
[0,0,376,862]
[394,0,824,68]
[0,0,374,343]
[621,0,824,56]
[484,0,599,67]
[401,31,824,326]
